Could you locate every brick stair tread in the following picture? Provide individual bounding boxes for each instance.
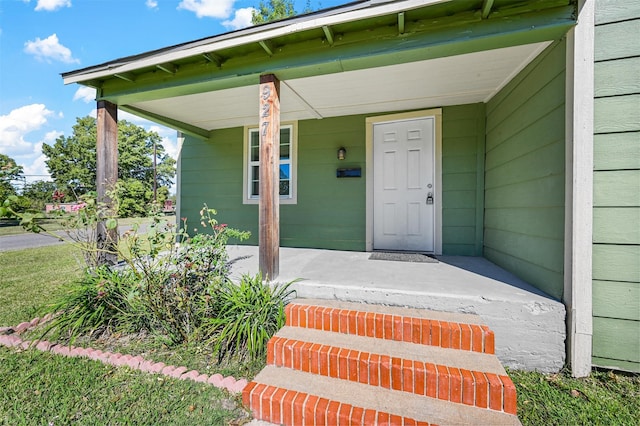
[251,365,521,425]
[274,326,507,375]
[291,298,486,326]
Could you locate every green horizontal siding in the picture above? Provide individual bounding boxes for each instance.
[595,0,640,24]
[593,280,640,321]
[593,1,640,372]
[593,208,640,244]
[484,39,566,300]
[592,317,640,372]
[594,19,640,61]
[441,103,485,256]
[179,106,487,252]
[594,95,640,134]
[593,133,640,171]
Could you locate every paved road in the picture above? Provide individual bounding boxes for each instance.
[0,224,149,252]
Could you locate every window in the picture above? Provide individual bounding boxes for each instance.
[243,123,297,204]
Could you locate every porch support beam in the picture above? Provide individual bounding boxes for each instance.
[114,72,136,82]
[258,74,281,280]
[203,52,224,67]
[564,0,594,378]
[119,105,211,140]
[322,25,335,45]
[259,40,274,56]
[398,12,405,34]
[156,63,177,74]
[481,0,494,19]
[96,100,119,266]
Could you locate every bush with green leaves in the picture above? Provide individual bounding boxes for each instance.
[5,195,295,361]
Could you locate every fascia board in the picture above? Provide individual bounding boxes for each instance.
[63,0,449,85]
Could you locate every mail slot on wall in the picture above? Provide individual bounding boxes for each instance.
[336,168,362,178]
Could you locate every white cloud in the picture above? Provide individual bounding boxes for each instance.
[0,104,54,157]
[146,0,158,9]
[177,0,236,19]
[35,0,72,12]
[222,7,255,30]
[73,86,96,103]
[24,33,79,64]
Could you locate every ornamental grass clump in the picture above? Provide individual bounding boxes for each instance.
[205,273,296,362]
[41,266,145,342]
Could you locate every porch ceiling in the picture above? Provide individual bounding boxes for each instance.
[127,41,549,132]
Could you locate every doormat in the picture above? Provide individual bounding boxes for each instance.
[369,252,439,263]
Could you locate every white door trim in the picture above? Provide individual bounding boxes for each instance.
[366,109,443,254]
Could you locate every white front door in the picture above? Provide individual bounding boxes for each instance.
[373,117,435,252]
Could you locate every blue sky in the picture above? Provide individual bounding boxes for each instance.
[0,0,344,189]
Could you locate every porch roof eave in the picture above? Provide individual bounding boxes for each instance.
[61,0,451,86]
[62,0,577,138]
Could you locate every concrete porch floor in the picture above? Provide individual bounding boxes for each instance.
[227,246,566,373]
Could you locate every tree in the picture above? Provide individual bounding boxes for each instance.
[0,153,24,202]
[42,116,176,217]
[22,180,58,211]
[252,0,296,24]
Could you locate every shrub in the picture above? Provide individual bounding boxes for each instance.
[42,266,145,342]
[205,273,296,362]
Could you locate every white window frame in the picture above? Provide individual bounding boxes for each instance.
[243,121,298,205]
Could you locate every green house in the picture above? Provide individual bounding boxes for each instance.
[63,0,639,376]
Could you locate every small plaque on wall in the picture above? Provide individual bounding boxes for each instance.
[336,168,361,178]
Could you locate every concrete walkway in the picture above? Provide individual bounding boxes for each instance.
[227,246,566,373]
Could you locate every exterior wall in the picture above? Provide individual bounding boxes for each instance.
[442,104,486,256]
[592,0,640,373]
[484,40,567,300]
[179,105,485,254]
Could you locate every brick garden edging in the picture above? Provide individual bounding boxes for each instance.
[0,316,248,395]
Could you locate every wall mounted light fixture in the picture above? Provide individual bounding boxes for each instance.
[337,147,346,160]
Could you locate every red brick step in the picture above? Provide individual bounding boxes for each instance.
[285,299,495,354]
[244,299,521,425]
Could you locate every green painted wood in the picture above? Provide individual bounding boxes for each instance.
[485,106,564,171]
[486,40,566,132]
[592,317,640,363]
[474,103,486,256]
[485,141,564,188]
[593,170,640,207]
[593,244,640,283]
[442,244,476,256]
[442,172,477,191]
[486,72,565,151]
[593,207,640,244]
[483,246,563,299]
[595,57,640,98]
[592,356,640,373]
[442,103,485,256]
[484,207,565,240]
[179,104,487,253]
[484,228,564,274]
[98,6,575,106]
[484,175,565,208]
[595,0,640,24]
[594,95,640,134]
[484,40,565,298]
[119,105,210,140]
[594,19,640,61]
[594,132,640,170]
[593,280,640,321]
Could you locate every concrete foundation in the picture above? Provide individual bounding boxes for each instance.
[228,246,566,373]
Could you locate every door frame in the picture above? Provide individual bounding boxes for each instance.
[365,108,443,254]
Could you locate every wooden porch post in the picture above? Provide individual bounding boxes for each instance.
[259,74,280,280]
[96,100,118,266]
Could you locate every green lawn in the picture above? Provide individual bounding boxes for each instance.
[0,243,638,425]
[0,348,247,425]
